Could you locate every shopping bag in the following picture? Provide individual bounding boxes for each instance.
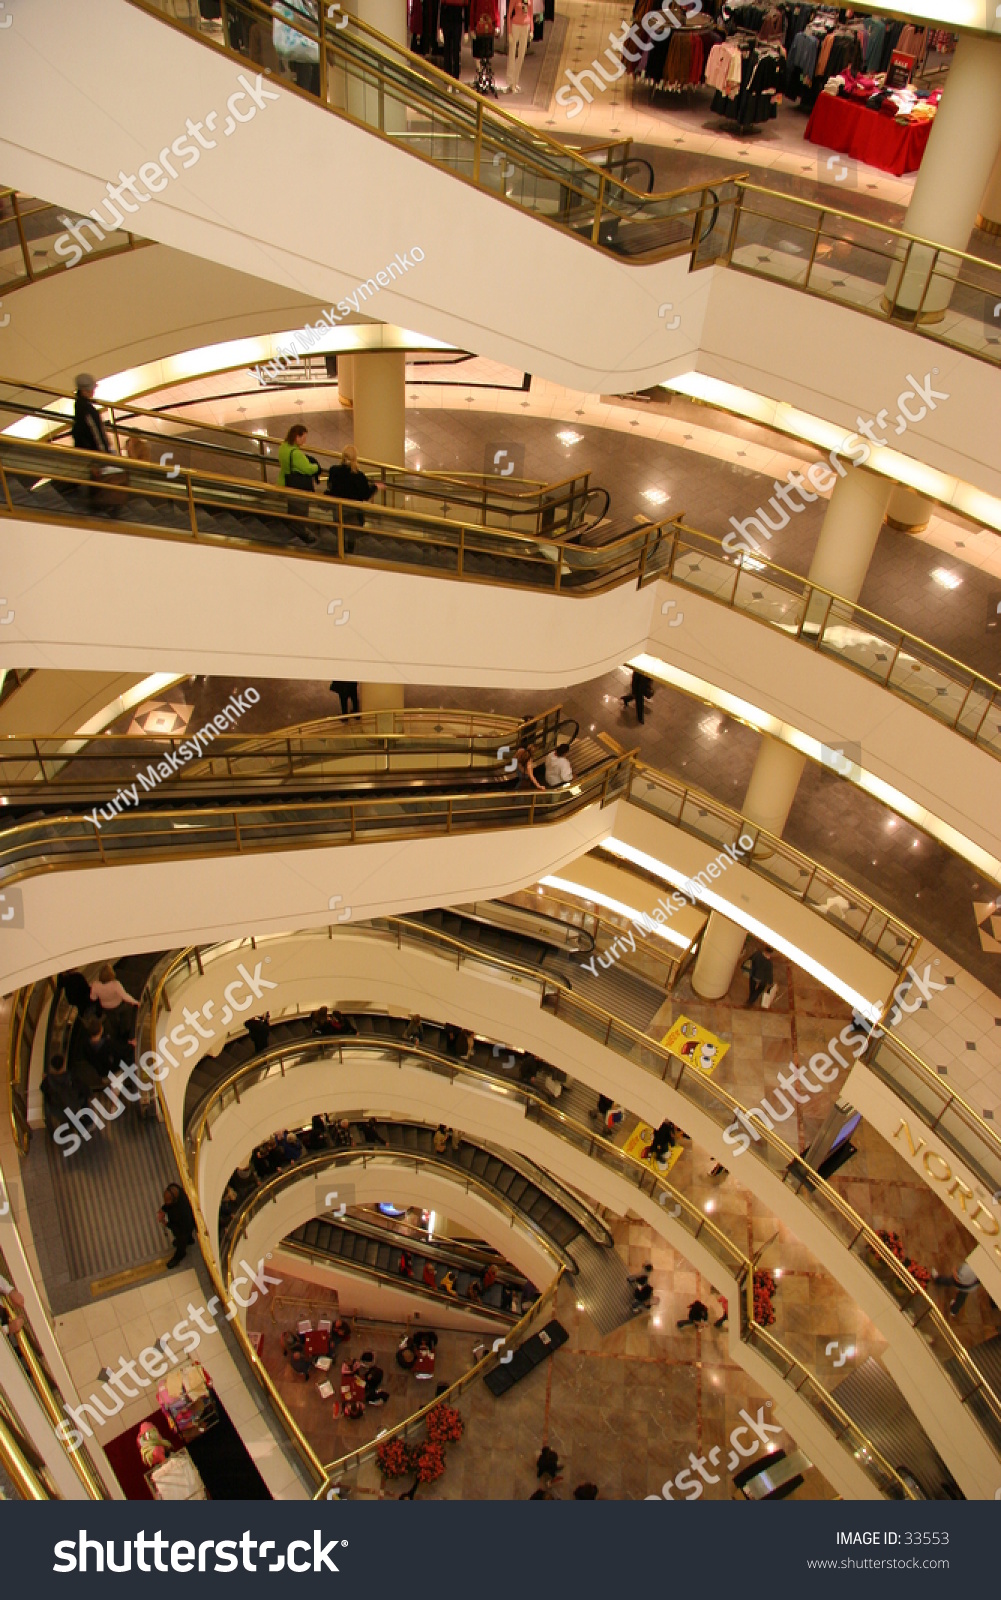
[760,983,779,1010]
[274,1,320,62]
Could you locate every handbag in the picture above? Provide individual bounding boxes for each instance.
[284,448,316,492]
[274,1,320,63]
[760,983,779,1010]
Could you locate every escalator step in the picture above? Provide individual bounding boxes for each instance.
[364,1241,380,1267]
[504,1175,528,1205]
[482,1158,505,1187]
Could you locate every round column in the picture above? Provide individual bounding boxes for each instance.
[345,0,408,133]
[359,681,405,732]
[885,484,933,534]
[351,350,406,468]
[884,35,1001,317]
[977,143,1001,234]
[337,352,354,409]
[691,740,806,1000]
[806,467,892,603]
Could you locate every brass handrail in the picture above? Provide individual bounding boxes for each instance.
[3,424,997,761]
[119,0,1001,365]
[0,187,149,297]
[195,1029,911,1498]
[171,917,1001,1454]
[619,749,919,972]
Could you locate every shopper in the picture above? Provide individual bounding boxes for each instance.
[423,1260,437,1290]
[744,945,775,1008]
[72,374,113,455]
[573,1482,599,1499]
[440,0,466,78]
[328,1009,358,1036]
[936,1261,980,1316]
[0,1289,26,1340]
[325,445,378,553]
[332,1118,354,1149]
[544,741,573,787]
[677,1299,709,1329]
[329,681,360,716]
[439,1269,458,1297]
[158,1183,195,1269]
[245,1012,271,1053]
[515,747,543,790]
[56,969,93,1018]
[361,1118,387,1146]
[403,1014,425,1045]
[273,0,321,95]
[433,1124,449,1154]
[399,1249,414,1278]
[646,1120,677,1161]
[505,0,532,91]
[480,1262,498,1291]
[80,1016,117,1082]
[621,669,654,725]
[89,963,138,1040]
[277,423,320,542]
[311,1005,338,1037]
[536,1444,561,1480]
[714,1295,729,1329]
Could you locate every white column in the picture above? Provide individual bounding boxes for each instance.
[885,36,1001,317]
[977,143,1001,235]
[345,0,408,133]
[351,350,406,468]
[337,352,354,409]
[359,681,405,731]
[806,468,892,603]
[691,741,806,1000]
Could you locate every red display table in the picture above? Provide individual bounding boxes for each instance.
[805,93,933,177]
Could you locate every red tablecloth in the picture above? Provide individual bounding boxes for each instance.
[805,94,933,177]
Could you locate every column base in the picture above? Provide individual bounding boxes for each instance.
[878,294,946,326]
[884,514,930,534]
[976,212,1001,236]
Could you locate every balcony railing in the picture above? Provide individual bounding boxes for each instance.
[125,0,1001,368]
[193,1029,913,1499]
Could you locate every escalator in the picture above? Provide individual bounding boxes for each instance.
[285,1210,527,1320]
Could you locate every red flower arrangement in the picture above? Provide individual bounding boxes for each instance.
[413,1440,447,1484]
[753,1270,777,1327]
[425,1403,464,1446]
[376,1406,464,1490]
[876,1229,932,1290]
[376,1437,413,1480]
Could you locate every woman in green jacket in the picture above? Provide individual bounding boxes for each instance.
[278,424,320,543]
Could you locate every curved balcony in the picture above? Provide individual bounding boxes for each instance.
[190,1033,913,1500]
[3,0,998,490]
[142,925,1001,1494]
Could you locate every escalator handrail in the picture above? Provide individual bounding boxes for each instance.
[6,433,999,777]
[177,918,1001,1456]
[287,1208,525,1284]
[200,1033,913,1500]
[280,1232,518,1323]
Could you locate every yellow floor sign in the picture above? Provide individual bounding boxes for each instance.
[622,1122,683,1177]
[661,1016,729,1075]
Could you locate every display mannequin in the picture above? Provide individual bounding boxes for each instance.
[506,0,531,91]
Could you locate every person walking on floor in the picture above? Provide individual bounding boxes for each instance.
[744,945,775,1008]
[622,669,654,725]
[329,681,360,716]
[677,1298,709,1329]
[158,1183,195,1269]
[714,1295,729,1329]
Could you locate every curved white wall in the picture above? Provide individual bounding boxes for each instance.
[161,930,999,1497]
[0,0,998,498]
[2,511,996,874]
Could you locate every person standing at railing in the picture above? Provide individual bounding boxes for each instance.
[515,748,544,790]
[325,446,378,555]
[71,374,112,456]
[544,741,573,787]
[278,424,320,545]
[505,0,532,92]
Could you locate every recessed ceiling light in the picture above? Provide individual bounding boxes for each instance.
[557,429,583,446]
[642,488,670,506]
[931,567,961,590]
